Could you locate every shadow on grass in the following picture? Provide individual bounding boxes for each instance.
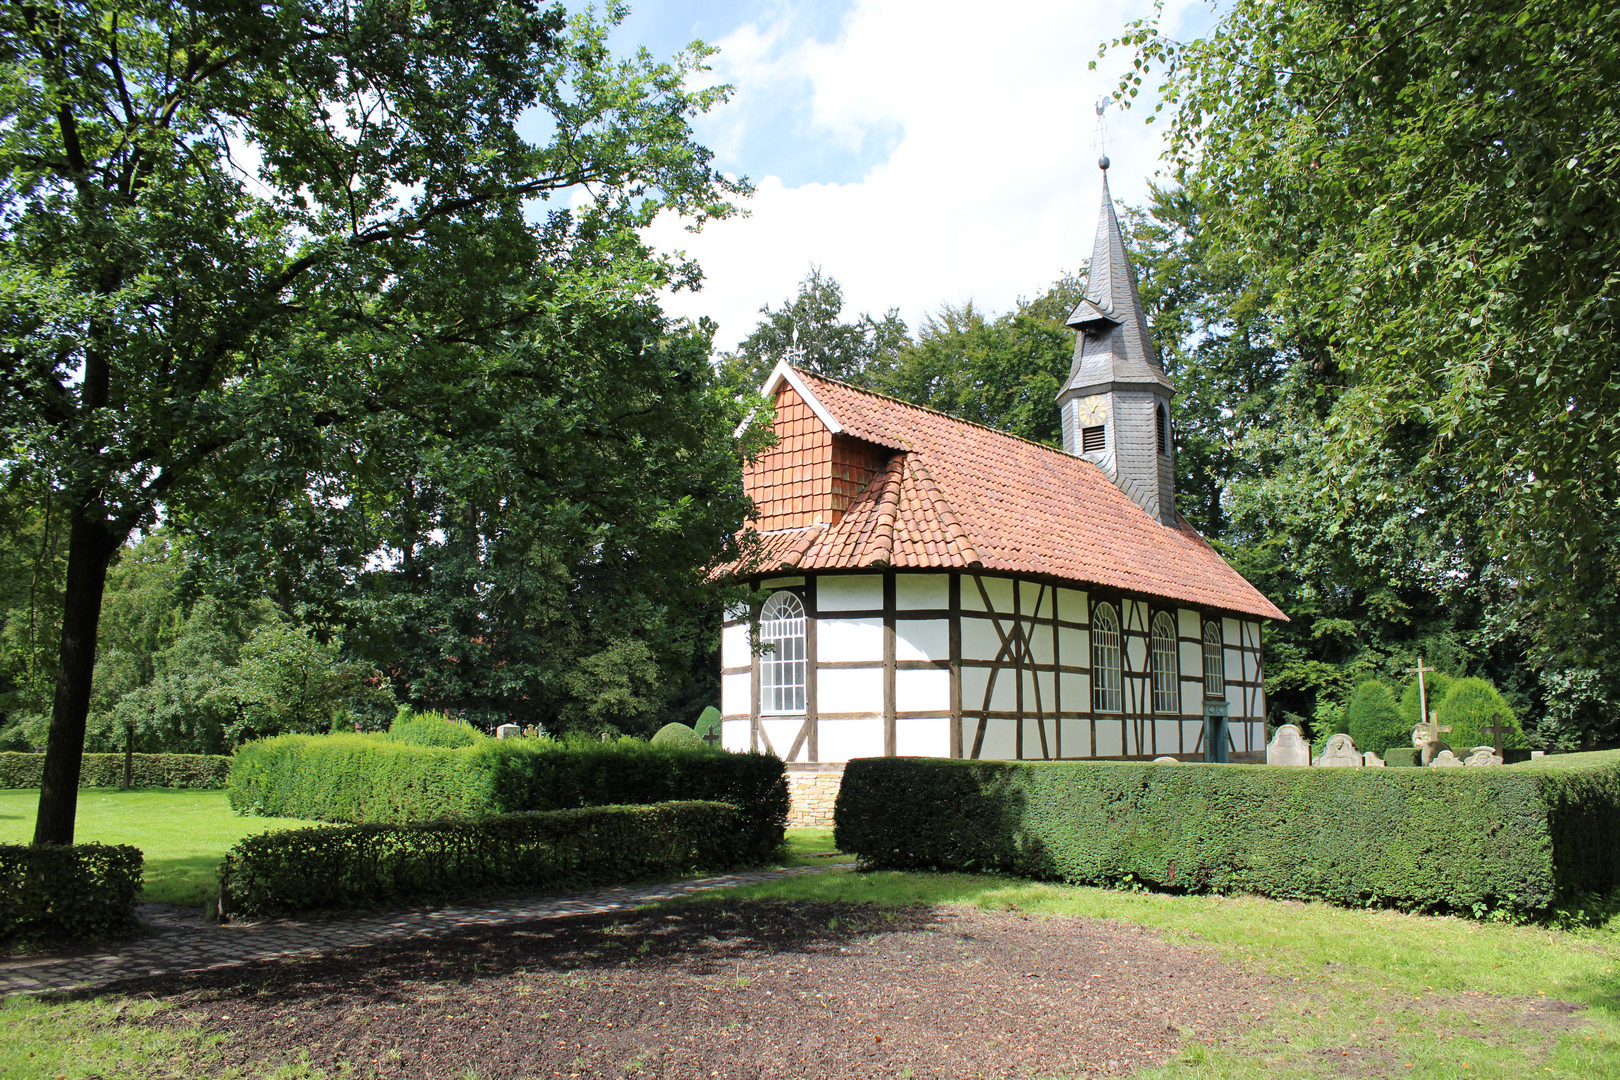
[70,900,934,1006]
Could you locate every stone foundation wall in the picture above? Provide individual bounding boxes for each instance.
[785,764,845,828]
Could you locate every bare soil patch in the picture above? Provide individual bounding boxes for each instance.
[104,900,1269,1078]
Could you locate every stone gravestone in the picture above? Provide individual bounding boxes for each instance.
[1313,732,1363,768]
[496,723,521,740]
[1430,749,1464,768]
[1465,746,1503,767]
[1412,718,1453,766]
[1266,724,1311,767]
[1152,756,1180,764]
[1363,751,1386,768]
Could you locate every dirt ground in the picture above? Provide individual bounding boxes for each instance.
[106,900,1270,1079]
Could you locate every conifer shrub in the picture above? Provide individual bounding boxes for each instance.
[383,710,485,747]
[1398,671,1456,732]
[652,723,703,749]
[0,752,232,788]
[833,751,1620,914]
[1437,678,1525,752]
[1344,680,1406,757]
[228,734,787,857]
[0,842,143,941]
[694,707,722,744]
[218,801,751,916]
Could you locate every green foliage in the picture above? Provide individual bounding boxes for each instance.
[834,753,1620,914]
[1438,678,1525,753]
[1345,681,1406,758]
[717,267,908,391]
[227,734,788,857]
[382,711,485,748]
[0,752,232,789]
[0,843,143,942]
[651,722,703,749]
[694,706,722,743]
[1399,672,1457,733]
[218,802,752,917]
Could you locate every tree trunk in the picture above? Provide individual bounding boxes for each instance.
[33,509,120,846]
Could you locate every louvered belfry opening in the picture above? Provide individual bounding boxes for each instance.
[1156,403,1168,454]
[1081,425,1105,453]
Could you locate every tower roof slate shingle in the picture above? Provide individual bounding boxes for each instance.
[733,367,1286,622]
[1061,165,1172,397]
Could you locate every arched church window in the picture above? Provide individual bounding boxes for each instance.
[759,591,807,713]
[1203,620,1225,699]
[1151,612,1179,714]
[1156,402,1169,455]
[1092,602,1123,713]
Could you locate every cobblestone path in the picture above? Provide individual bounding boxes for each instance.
[0,865,835,997]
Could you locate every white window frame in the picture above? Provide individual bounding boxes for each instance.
[1203,620,1225,699]
[758,591,807,714]
[1151,611,1179,714]
[1091,602,1123,713]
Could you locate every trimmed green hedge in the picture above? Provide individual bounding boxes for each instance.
[227,735,788,857]
[834,752,1620,914]
[1,843,143,941]
[219,801,751,916]
[0,752,233,789]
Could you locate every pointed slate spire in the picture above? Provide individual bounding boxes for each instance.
[1057,157,1178,526]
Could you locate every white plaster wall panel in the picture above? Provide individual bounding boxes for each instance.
[1056,588,1088,620]
[1033,669,1056,714]
[760,719,803,761]
[1058,626,1086,667]
[1029,627,1055,665]
[989,668,1018,712]
[1226,683,1244,719]
[1223,616,1240,646]
[959,667,1017,713]
[1178,607,1200,638]
[1094,722,1123,757]
[1059,671,1089,713]
[721,622,750,667]
[976,719,1018,760]
[971,575,1014,613]
[894,573,949,610]
[895,619,949,662]
[1128,600,1148,633]
[1182,720,1204,753]
[896,668,950,713]
[895,717,950,758]
[1255,684,1267,722]
[818,718,884,762]
[818,575,882,612]
[761,576,805,590]
[722,718,749,753]
[721,673,751,717]
[1154,720,1181,754]
[1060,719,1090,758]
[961,619,1003,662]
[1021,719,1055,759]
[818,617,884,663]
[819,668,884,715]
[1122,722,1139,756]
[1125,634,1148,674]
[1020,580,1050,619]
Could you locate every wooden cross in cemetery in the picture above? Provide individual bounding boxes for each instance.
[1482,711,1512,759]
[1405,657,1451,762]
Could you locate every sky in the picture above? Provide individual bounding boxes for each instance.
[603,0,1219,352]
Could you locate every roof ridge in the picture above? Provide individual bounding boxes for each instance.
[792,367,1077,462]
[903,456,982,567]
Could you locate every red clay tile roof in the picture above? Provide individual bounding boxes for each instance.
[734,368,1287,622]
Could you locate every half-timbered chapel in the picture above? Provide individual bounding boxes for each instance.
[721,160,1286,768]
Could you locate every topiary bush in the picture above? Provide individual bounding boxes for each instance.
[0,842,143,941]
[227,734,788,858]
[833,751,1620,915]
[1436,677,1526,752]
[652,723,702,749]
[694,707,722,744]
[384,710,485,748]
[0,752,233,789]
[218,801,753,917]
[1344,681,1407,758]
[1399,671,1456,732]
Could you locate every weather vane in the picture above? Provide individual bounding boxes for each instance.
[1093,96,1113,171]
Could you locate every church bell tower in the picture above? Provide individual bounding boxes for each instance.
[1057,157,1177,527]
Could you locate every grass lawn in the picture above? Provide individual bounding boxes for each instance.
[0,788,324,907]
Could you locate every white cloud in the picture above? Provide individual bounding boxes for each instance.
[646,0,1203,351]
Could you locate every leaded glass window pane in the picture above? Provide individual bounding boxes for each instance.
[759,591,807,714]
[1092,602,1122,713]
[1203,620,1225,699]
[1151,611,1179,714]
